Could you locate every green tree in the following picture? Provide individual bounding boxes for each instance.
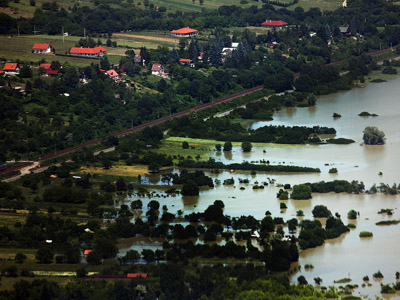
[181,180,199,196]
[363,126,385,145]
[15,253,27,264]
[347,209,358,219]
[36,247,54,264]
[86,250,102,265]
[241,141,252,152]
[223,141,232,151]
[312,205,332,218]
[19,65,33,78]
[291,184,312,200]
[182,141,189,149]
[116,177,127,191]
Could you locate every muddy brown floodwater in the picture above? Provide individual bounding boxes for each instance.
[121,77,400,299]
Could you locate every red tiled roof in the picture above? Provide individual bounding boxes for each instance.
[106,69,118,77]
[40,63,51,70]
[3,63,18,71]
[170,27,198,34]
[261,20,288,26]
[32,43,50,50]
[46,70,59,75]
[179,58,191,62]
[70,47,107,54]
[152,64,162,71]
[84,250,92,255]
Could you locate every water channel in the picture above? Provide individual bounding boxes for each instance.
[121,77,400,299]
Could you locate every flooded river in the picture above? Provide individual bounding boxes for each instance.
[122,78,400,299]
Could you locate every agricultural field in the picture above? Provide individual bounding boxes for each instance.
[0,34,175,66]
[149,0,341,12]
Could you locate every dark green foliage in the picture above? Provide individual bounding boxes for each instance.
[36,247,54,264]
[347,209,357,219]
[178,159,320,173]
[291,184,312,200]
[15,252,27,263]
[241,141,252,152]
[363,126,386,145]
[223,141,232,151]
[182,141,189,149]
[181,180,199,196]
[312,205,332,218]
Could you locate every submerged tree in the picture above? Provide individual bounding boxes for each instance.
[363,126,386,145]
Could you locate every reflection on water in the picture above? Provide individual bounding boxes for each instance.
[181,195,200,208]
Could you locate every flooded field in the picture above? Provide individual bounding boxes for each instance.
[121,77,400,299]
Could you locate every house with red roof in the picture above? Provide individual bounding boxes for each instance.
[2,63,19,75]
[106,69,119,80]
[40,63,52,70]
[170,27,198,37]
[69,46,107,57]
[179,58,191,64]
[261,20,288,28]
[32,43,52,53]
[46,70,59,77]
[151,64,168,78]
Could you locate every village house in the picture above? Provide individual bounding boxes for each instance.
[69,46,107,57]
[46,70,59,77]
[2,63,19,75]
[39,63,52,70]
[340,25,352,37]
[151,64,168,78]
[32,43,52,53]
[261,20,288,28]
[179,58,191,65]
[170,27,198,37]
[221,42,239,60]
[106,69,119,81]
[134,55,142,65]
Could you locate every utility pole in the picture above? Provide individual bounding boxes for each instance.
[62,26,64,43]
[84,27,86,38]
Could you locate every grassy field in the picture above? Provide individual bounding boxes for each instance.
[1,0,93,18]
[78,165,150,178]
[164,136,313,148]
[0,34,172,66]
[149,0,341,12]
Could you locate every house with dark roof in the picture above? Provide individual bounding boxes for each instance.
[32,43,52,53]
[170,27,198,37]
[134,55,142,64]
[261,20,288,28]
[69,47,107,57]
[2,63,19,75]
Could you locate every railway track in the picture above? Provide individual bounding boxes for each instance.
[1,85,263,174]
[1,47,395,175]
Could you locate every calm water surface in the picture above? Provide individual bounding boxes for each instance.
[123,78,400,299]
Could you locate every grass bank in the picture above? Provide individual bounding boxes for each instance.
[165,136,315,148]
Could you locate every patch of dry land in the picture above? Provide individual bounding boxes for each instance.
[79,165,150,177]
